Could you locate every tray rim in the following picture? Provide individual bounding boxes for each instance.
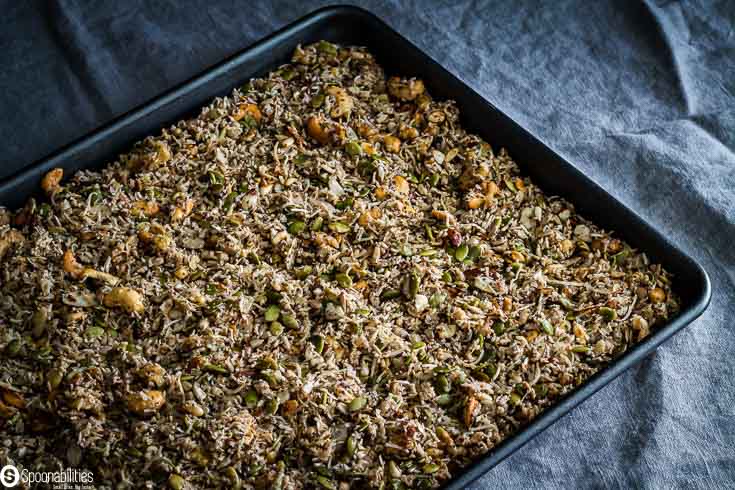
[0,5,712,488]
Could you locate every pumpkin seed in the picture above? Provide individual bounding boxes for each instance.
[264,305,280,322]
[348,396,367,412]
[288,220,306,234]
[454,243,468,261]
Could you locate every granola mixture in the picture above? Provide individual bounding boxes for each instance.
[0,41,678,489]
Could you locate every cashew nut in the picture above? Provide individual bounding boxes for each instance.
[104,287,145,314]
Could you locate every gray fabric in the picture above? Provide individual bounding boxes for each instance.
[0,0,731,487]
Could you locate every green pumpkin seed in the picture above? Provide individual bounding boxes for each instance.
[540,319,554,335]
[435,375,451,394]
[467,245,481,261]
[335,197,353,210]
[381,289,401,300]
[316,475,336,489]
[311,216,324,231]
[288,220,306,234]
[311,93,325,108]
[493,322,506,335]
[31,309,48,338]
[85,326,105,339]
[346,435,358,457]
[225,466,241,489]
[281,314,298,330]
[599,307,617,321]
[223,191,237,212]
[436,394,453,406]
[534,384,549,398]
[345,141,362,156]
[203,364,229,375]
[5,339,23,356]
[423,463,440,474]
[429,173,440,186]
[47,368,63,390]
[402,271,420,299]
[310,335,324,354]
[335,272,353,288]
[317,40,337,55]
[509,392,522,406]
[294,265,312,279]
[424,224,434,241]
[328,222,350,233]
[429,292,445,308]
[266,398,280,415]
[270,322,284,336]
[168,474,186,490]
[454,243,469,261]
[264,305,280,322]
[244,390,258,408]
[442,271,453,283]
[348,396,367,412]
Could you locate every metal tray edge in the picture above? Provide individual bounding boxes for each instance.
[0,5,713,487]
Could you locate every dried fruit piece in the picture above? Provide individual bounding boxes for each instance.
[62,250,84,278]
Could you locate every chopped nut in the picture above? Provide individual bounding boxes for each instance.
[393,175,410,194]
[358,208,381,227]
[327,86,354,119]
[181,400,205,417]
[127,390,165,416]
[398,124,419,140]
[131,200,160,217]
[138,363,166,387]
[306,116,330,145]
[383,135,401,153]
[631,314,650,341]
[81,268,120,285]
[387,76,425,101]
[649,287,666,303]
[41,168,63,195]
[467,196,485,209]
[233,103,262,124]
[171,200,195,222]
[104,287,145,314]
[0,229,24,262]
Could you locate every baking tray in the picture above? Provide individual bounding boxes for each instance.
[0,5,711,488]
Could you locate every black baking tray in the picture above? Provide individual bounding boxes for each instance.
[0,5,711,488]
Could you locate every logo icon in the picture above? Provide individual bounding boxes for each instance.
[0,465,20,488]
